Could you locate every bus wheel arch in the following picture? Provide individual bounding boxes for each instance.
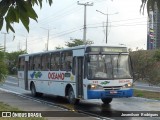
[30,81,34,90]
[30,81,43,97]
[65,84,79,105]
[30,81,37,97]
[65,84,72,97]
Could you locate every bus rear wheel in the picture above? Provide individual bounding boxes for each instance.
[31,83,43,97]
[101,98,112,104]
[68,88,79,105]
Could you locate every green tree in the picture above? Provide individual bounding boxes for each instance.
[130,49,160,86]
[153,49,160,61]
[0,0,53,33]
[65,39,93,47]
[55,45,64,50]
[0,46,8,82]
[6,50,27,75]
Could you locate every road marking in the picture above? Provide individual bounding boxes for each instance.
[0,87,20,95]
[135,84,160,89]
[7,76,18,79]
[5,81,18,85]
[0,87,115,120]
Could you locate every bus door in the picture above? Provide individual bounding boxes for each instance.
[75,57,84,98]
[24,56,29,90]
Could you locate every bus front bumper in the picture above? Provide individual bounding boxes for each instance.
[87,89,133,99]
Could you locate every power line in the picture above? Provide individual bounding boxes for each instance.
[86,17,147,26]
[87,23,147,29]
[38,2,77,22]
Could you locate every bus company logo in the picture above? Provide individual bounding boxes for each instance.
[30,71,42,79]
[100,81,110,85]
[48,72,64,80]
[2,112,11,117]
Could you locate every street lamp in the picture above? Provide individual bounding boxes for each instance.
[96,10,118,44]
[41,27,50,51]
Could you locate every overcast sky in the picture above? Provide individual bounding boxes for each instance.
[0,0,147,53]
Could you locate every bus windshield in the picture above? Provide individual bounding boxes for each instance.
[87,54,132,80]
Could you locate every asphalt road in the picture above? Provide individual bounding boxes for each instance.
[134,81,160,92]
[0,76,160,120]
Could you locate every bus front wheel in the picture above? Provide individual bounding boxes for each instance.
[101,98,112,104]
[68,88,79,105]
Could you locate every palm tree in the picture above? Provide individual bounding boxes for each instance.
[141,0,160,14]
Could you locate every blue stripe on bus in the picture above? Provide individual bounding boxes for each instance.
[87,89,133,99]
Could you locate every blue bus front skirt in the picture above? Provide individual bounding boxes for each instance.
[87,89,133,99]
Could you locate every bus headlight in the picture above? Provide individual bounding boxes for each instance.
[123,83,132,88]
[88,84,103,90]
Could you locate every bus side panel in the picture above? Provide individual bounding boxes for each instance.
[33,80,65,96]
[28,71,67,97]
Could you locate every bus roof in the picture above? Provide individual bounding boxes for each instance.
[19,45,127,57]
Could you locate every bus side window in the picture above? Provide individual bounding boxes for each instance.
[51,52,60,71]
[61,51,72,71]
[29,56,33,70]
[18,57,25,71]
[33,64,35,70]
[55,54,60,70]
[42,53,50,71]
[61,53,65,70]
[33,55,41,71]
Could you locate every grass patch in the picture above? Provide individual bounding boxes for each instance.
[134,89,160,100]
[0,102,45,120]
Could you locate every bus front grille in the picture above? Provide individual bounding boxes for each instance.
[103,86,122,90]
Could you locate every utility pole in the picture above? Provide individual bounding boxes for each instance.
[1,32,8,52]
[41,27,55,51]
[96,10,118,44]
[106,13,108,44]
[77,1,93,45]
[18,40,21,51]
[25,36,28,53]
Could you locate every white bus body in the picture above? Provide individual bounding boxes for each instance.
[18,45,133,104]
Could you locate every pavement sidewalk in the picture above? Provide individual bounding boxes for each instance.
[0,90,97,120]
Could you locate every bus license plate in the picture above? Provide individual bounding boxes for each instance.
[110,90,117,94]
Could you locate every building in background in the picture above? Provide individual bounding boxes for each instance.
[147,4,160,50]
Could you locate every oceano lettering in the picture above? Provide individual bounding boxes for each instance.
[48,72,64,80]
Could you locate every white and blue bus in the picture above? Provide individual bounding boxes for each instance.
[18,45,133,104]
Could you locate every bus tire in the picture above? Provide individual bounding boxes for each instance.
[31,83,43,97]
[31,83,37,97]
[30,83,43,97]
[101,98,112,104]
[68,88,79,105]
[37,92,43,97]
